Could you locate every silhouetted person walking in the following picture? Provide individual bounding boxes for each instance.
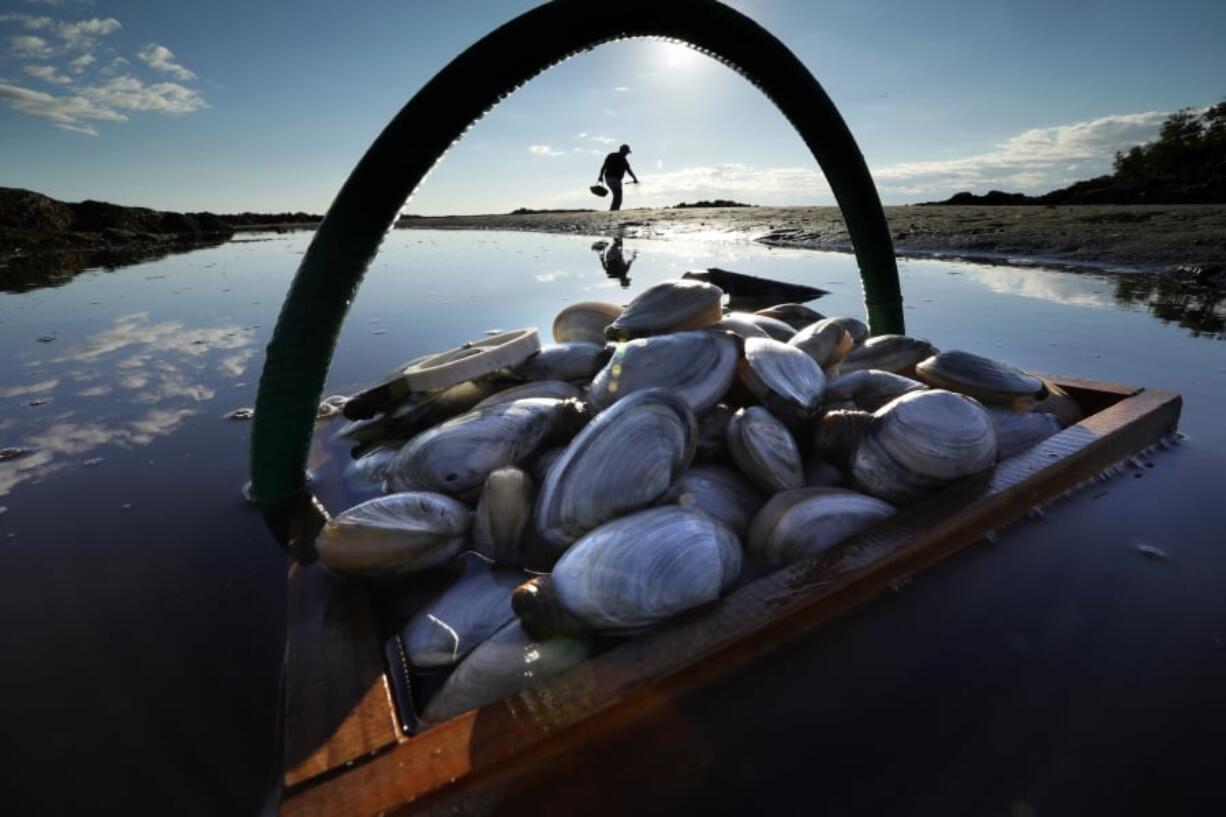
[592,236,637,287]
[597,144,638,211]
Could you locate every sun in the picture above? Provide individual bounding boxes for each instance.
[658,41,701,71]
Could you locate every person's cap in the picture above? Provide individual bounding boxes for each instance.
[620,144,631,154]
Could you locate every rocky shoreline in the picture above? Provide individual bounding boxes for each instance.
[398,204,1226,288]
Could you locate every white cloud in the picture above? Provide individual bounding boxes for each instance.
[528,144,566,157]
[84,74,206,114]
[67,52,93,72]
[588,134,619,145]
[8,34,53,58]
[55,17,120,50]
[23,63,72,84]
[56,121,96,135]
[136,43,195,81]
[0,80,127,129]
[614,86,630,92]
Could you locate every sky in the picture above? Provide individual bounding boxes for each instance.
[1,0,1224,215]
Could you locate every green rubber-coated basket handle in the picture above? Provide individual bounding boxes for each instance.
[251,0,903,548]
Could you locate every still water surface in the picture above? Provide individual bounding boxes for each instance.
[1,229,1223,815]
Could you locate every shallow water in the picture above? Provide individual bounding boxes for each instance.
[2,229,1224,815]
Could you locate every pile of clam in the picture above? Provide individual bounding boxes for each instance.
[319,276,1081,725]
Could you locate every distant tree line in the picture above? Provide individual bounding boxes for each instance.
[923,98,1226,205]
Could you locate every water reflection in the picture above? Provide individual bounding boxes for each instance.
[591,236,637,288]
[960,265,1225,339]
[0,237,232,294]
[0,311,254,498]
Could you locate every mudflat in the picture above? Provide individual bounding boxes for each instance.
[400,204,1226,286]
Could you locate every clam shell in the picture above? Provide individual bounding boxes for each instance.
[804,458,844,487]
[713,312,770,340]
[604,279,724,340]
[388,397,580,496]
[1027,379,1084,425]
[513,342,609,382]
[315,492,471,577]
[746,487,895,564]
[525,446,564,484]
[851,390,997,504]
[755,303,825,330]
[788,318,853,368]
[515,507,742,636]
[473,379,582,410]
[914,349,1043,404]
[393,555,526,669]
[662,464,765,538]
[828,316,870,347]
[342,444,400,488]
[336,379,494,444]
[421,621,590,724]
[473,467,536,564]
[987,406,1065,460]
[839,335,937,375]
[589,330,738,413]
[812,409,873,467]
[552,301,623,344]
[534,388,696,555]
[726,406,804,493]
[825,369,927,412]
[739,336,826,419]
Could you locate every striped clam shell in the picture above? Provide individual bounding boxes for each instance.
[589,330,738,413]
[604,278,724,340]
[315,491,471,578]
[746,487,895,564]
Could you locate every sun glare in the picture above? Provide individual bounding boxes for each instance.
[659,41,701,70]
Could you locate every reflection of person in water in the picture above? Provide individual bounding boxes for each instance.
[591,236,637,288]
[597,144,639,212]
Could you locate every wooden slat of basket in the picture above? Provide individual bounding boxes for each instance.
[280,382,1180,816]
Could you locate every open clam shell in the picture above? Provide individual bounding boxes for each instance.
[824,369,927,412]
[604,279,724,340]
[839,334,937,376]
[388,397,583,496]
[393,555,527,670]
[472,467,536,564]
[739,336,826,420]
[747,487,896,564]
[662,463,765,538]
[552,301,623,344]
[589,330,738,413]
[534,388,696,556]
[726,405,804,493]
[421,621,590,724]
[788,318,853,368]
[914,349,1044,405]
[513,506,743,637]
[315,491,471,578]
[851,389,998,504]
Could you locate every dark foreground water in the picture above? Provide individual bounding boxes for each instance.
[1,229,1223,815]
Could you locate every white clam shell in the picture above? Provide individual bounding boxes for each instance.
[550,506,743,633]
[914,349,1044,404]
[552,301,623,344]
[825,369,927,412]
[839,334,937,375]
[534,388,696,556]
[473,467,535,564]
[987,406,1065,460]
[605,278,724,340]
[746,487,895,564]
[389,397,574,496]
[739,336,826,418]
[473,380,582,410]
[726,405,804,493]
[394,555,526,669]
[663,463,765,538]
[589,330,738,413]
[851,390,998,504]
[788,318,852,368]
[514,342,608,382]
[315,491,471,577]
[421,621,590,724]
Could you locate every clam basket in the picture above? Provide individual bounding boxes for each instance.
[249,2,1183,815]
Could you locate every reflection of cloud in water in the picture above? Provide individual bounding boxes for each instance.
[0,379,59,398]
[959,266,1120,310]
[0,408,197,498]
[53,312,251,363]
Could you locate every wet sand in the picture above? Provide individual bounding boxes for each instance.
[400,204,1226,286]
